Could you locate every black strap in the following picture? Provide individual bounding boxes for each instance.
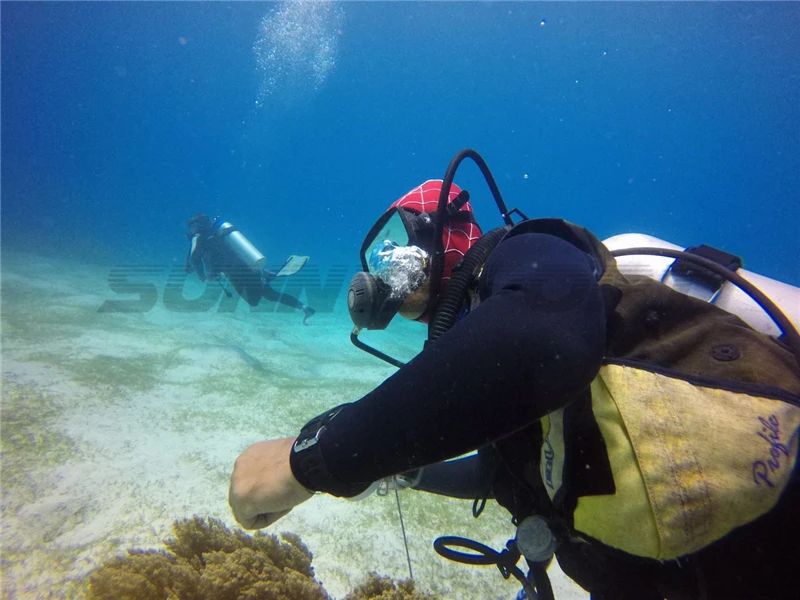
[290,405,371,497]
[670,244,742,291]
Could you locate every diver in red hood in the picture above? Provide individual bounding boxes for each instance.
[229,149,800,600]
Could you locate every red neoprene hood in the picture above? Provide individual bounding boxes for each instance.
[389,179,483,293]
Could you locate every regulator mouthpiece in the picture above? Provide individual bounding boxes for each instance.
[348,271,379,329]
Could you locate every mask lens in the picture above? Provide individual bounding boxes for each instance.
[362,211,410,267]
[367,240,399,276]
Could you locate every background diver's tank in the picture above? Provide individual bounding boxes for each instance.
[214,220,267,272]
[602,233,800,339]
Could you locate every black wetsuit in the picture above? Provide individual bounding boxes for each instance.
[293,231,800,600]
[315,232,605,484]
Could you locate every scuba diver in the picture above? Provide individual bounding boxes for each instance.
[185,213,316,324]
[228,150,800,599]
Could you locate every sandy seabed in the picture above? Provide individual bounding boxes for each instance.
[0,251,588,600]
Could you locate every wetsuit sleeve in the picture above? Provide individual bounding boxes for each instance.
[305,233,607,493]
[406,449,500,500]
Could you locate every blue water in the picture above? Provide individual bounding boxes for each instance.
[2,4,799,598]
[3,1,799,285]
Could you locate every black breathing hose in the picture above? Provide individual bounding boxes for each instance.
[428,225,511,341]
[428,149,514,327]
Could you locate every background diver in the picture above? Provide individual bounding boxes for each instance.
[227,150,800,600]
[185,213,316,324]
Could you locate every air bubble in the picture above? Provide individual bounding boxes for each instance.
[253,1,345,110]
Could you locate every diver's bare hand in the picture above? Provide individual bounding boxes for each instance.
[229,437,313,529]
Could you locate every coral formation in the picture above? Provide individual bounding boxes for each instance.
[343,573,438,600]
[87,516,328,600]
[87,516,437,600]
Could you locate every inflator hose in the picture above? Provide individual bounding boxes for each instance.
[428,225,512,342]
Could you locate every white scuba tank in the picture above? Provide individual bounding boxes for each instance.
[214,221,267,272]
[602,233,800,339]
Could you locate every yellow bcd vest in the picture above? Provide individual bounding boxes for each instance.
[556,363,800,560]
[534,222,800,561]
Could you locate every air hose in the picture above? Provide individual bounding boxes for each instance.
[433,536,553,600]
[612,247,800,371]
[428,225,512,342]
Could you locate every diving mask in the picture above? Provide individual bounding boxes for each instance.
[347,209,435,332]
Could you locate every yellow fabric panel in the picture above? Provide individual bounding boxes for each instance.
[574,364,800,560]
[575,374,661,557]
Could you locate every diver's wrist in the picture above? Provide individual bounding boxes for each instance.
[289,405,370,498]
